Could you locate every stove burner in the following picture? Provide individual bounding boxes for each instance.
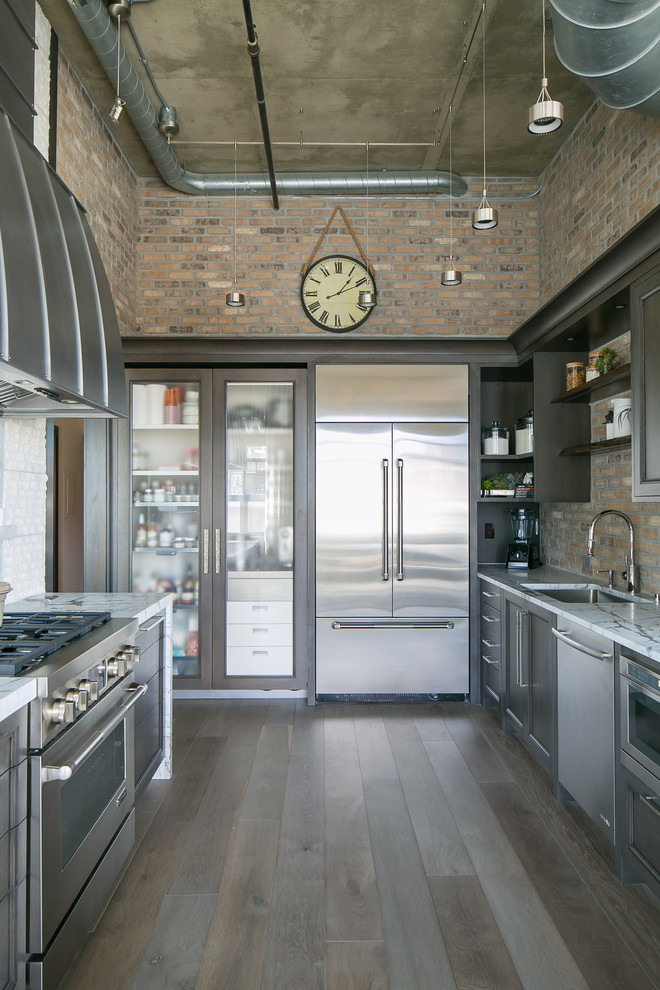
[0,611,111,675]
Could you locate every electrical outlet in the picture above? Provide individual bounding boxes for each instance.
[485,522,494,539]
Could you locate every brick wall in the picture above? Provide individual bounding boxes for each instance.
[539,101,660,304]
[133,177,540,338]
[55,54,138,337]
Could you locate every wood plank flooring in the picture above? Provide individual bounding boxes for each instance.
[61,700,660,990]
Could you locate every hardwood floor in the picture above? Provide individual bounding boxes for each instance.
[61,700,660,990]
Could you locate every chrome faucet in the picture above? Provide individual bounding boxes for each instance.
[587,510,636,594]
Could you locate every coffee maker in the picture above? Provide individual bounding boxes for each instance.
[506,506,541,568]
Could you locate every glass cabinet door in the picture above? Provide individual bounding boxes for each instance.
[130,379,202,680]
[223,381,294,679]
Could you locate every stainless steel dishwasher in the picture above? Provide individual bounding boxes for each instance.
[553,621,615,843]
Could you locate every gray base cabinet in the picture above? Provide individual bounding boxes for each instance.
[133,615,165,794]
[0,707,27,990]
[617,754,660,897]
[480,581,502,708]
[503,592,556,777]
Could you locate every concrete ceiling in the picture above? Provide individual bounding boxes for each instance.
[38,0,596,183]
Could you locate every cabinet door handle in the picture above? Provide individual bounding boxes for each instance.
[516,609,529,688]
[396,458,404,581]
[202,529,210,574]
[215,529,222,574]
[382,459,390,582]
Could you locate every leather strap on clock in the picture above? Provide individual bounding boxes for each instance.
[301,205,375,278]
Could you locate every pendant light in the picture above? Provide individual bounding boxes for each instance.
[358,142,377,309]
[528,0,564,134]
[441,104,462,287]
[472,2,498,229]
[226,141,246,308]
[108,1,130,123]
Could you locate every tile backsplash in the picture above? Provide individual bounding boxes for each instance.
[0,419,47,602]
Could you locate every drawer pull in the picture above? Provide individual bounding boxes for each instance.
[482,639,497,649]
[252,650,269,656]
[482,590,498,598]
[482,654,499,666]
[482,615,498,624]
[640,793,660,820]
[252,627,269,634]
[252,604,269,612]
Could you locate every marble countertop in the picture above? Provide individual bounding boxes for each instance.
[478,564,660,663]
[0,593,172,722]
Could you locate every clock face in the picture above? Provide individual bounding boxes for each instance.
[300,255,376,332]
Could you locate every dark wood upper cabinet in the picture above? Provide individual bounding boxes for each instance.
[632,264,660,499]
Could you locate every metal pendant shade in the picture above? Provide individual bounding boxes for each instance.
[528,0,564,134]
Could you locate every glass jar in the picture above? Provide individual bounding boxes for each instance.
[482,421,509,455]
[515,410,534,454]
[566,362,585,390]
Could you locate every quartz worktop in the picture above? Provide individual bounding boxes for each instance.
[478,564,660,664]
[0,593,173,780]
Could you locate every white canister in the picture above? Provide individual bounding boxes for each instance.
[515,410,534,455]
[482,422,509,455]
[146,383,166,425]
[132,384,148,425]
[612,397,631,437]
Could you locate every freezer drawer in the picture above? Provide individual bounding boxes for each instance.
[227,601,292,623]
[315,617,469,696]
[227,623,293,647]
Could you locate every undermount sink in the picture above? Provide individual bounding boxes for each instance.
[522,583,636,605]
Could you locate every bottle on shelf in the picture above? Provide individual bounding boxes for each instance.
[186,614,199,657]
[147,519,159,548]
[159,521,173,548]
[136,514,147,547]
[182,564,196,605]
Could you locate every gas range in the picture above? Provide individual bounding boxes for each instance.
[0,609,140,749]
[0,610,112,676]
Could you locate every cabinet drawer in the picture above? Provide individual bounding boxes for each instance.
[227,601,292,624]
[227,623,293,647]
[226,646,293,677]
[481,603,501,638]
[630,788,660,881]
[227,576,293,602]
[481,584,501,611]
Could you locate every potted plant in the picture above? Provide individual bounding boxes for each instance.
[594,346,617,376]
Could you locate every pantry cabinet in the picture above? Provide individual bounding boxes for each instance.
[127,368,307,692]
[632,264,660,499]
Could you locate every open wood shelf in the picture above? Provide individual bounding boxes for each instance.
[551,362,631,404]
[559,436,631,457]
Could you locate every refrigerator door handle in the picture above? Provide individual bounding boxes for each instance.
[382,458,390,581]
[331,620,455,630]
[396,457,404,581]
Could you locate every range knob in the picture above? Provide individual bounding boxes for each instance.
[115,649,134,671]
[48,698,76,725]
[125,645,140,665]
[78,678,99,703]
[107,655,127,678]
[66,687,88,712]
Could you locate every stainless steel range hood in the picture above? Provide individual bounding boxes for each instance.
[0,109,127,418]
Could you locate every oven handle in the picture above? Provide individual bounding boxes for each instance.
[41,684,148,784]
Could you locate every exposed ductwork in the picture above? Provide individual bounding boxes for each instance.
[64,0,468,201]
[0,110,127,417]
[550,0,660,118]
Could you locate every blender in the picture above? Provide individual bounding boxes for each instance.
[506,506,540,568]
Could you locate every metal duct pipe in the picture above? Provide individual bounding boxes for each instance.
[550,0,660,117]
[64,0,468,200]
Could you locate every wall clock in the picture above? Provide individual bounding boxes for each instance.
[301,254,376,332]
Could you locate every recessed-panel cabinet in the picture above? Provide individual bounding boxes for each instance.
[632,264,660,498]
[503,592,556,777]
[128,369,306,692]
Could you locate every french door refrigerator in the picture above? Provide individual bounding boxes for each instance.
[315,420,469,697]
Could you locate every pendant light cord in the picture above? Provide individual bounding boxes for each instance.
[449,104,454,261]
[365,140,370,265]
[542,0,547,82]
[116,16,121,99]
[233,139,238,285]
[481,0,487,200]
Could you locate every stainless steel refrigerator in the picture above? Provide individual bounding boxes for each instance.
[315,420,469,697]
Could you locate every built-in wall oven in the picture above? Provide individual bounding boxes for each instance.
[617,646,660,897]
[0,610,141,990]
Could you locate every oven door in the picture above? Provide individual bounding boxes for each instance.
[29,679,147,953]
[620,653,660,782]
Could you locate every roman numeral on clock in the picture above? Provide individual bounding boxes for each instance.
[319,265,330,278]
[308,301,321,313]
[334,315,342,328]
[334,261,343,273]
